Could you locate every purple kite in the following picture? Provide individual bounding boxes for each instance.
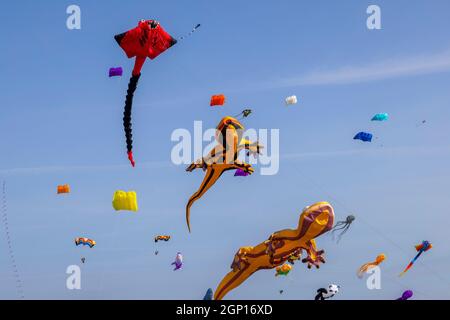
[172,252,183,271]
[396,290,413,300]
[109,67,123,77]
[234,169,250,177]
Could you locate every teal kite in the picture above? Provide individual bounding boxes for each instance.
[371,113,389,121]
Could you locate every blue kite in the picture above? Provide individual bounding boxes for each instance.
[354,132,373,142]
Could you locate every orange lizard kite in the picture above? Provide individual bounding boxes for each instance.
[214,201,335,300]
[185,116,263,232]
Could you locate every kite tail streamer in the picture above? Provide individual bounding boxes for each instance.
[399,250,424,277]
[1,181,25,299]
[123,73,141,167]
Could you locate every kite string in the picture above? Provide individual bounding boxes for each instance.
[178,24,201,40]
[1,181,25,299]
[291,166,450,290]
[95,201,123,296]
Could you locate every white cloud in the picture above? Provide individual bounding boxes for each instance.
[280,145,450,160]
[271,49,450,87]
[0,161,171,176]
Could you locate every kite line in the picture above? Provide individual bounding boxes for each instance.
[1,181,25,299]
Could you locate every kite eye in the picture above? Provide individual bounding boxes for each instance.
[149,20,159,29]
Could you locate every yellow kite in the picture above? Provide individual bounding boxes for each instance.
[112,190,138,212]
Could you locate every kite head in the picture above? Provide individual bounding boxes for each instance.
[375,254,386,264]
[401,290,413,300]
[115,19,177,75]
[216,116,244,131]
[215,116,245,144]
[346,215,356,223]
[328,284,340,295]
[297,202,335,241]
[416,241,432,252]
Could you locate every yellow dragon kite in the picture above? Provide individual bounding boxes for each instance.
[185,116,263,233]
[214,201,335,300]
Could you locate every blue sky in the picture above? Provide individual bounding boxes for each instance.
[1,0,450,299]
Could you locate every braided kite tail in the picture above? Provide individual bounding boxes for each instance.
[123,73,141,167]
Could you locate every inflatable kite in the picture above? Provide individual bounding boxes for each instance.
[285,95,297,105]
[109,67,123,77]
[397,290,413,300]
[112,190,138,212]
[185,116,263,232]
[75,237,96,248]
[331,215,355,242]
[210,94,226,106]
[371,113,389,121]
[287,251,302,264]
[81,257,86,264]
[57,184,70,194]
[315,284,340,300]
[172,252,183,271]
[203,288,213,300]
[357,254,385,278]
[154,235,171,242]
[115,20,177,167]
[241,109,252,118]
[234,169,250,177]
[354,132,373,142]
[399,241,432,277]
[214,202,334,300]
[234,109,252,119]
[275,264,292,277]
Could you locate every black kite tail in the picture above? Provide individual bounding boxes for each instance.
[123,73,141,167]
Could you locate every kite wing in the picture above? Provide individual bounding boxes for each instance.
[115,20,177,71]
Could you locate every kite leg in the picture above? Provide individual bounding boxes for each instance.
[357,263,371,278]
[123,73,141,167]
[336,224,351,243]
[331,222,346,240]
